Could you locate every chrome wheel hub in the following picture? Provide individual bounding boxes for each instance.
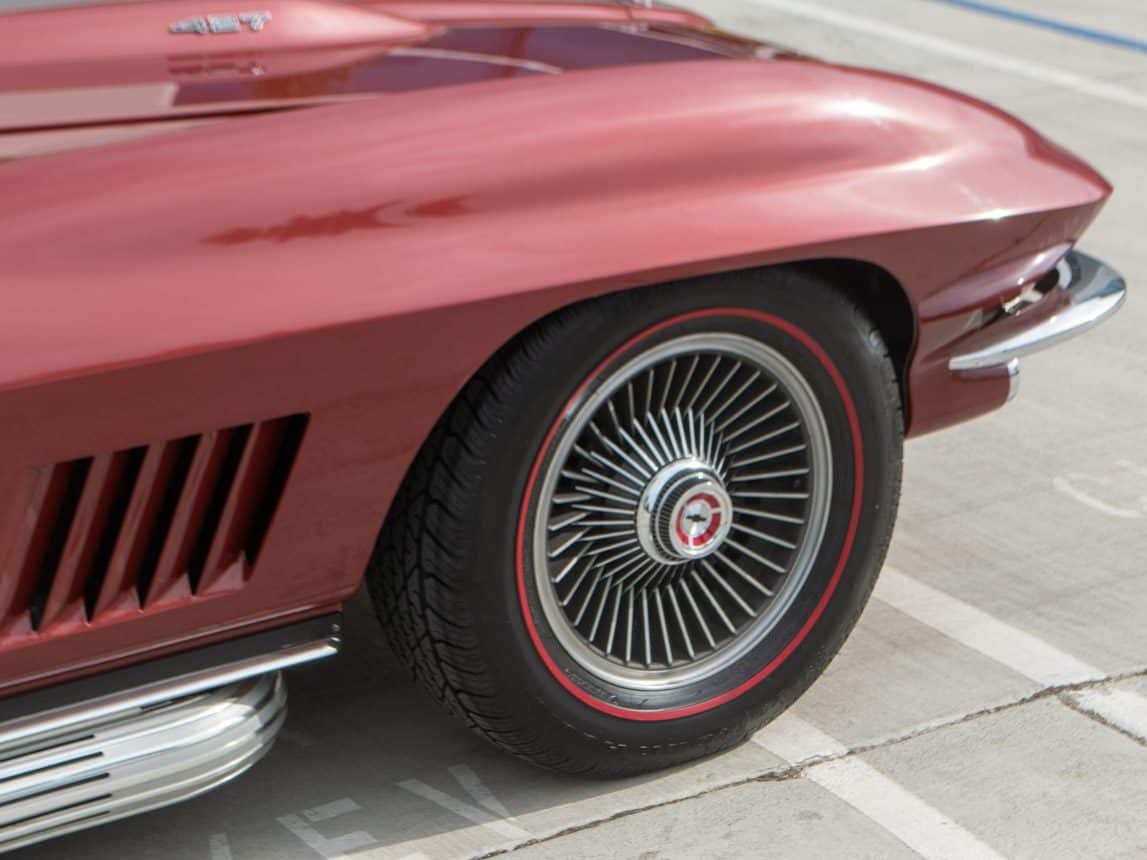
[533,332,833,692]
[637,459,733,564]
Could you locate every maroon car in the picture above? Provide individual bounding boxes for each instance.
[0,0,1125,849]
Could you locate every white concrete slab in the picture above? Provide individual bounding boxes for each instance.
[860,698,1147,858]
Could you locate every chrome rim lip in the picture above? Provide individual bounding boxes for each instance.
[531,332,833,694]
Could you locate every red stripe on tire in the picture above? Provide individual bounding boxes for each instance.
[515,308,865,721]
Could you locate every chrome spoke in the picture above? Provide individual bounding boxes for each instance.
[714,550,776,597]
[727,419,801,455]
[616,422,662,474]
[553,491,592,505]
[646,411,677,462]
[573,569,605,625]
[731,442,808,469]
[690,568,737,635]
[552,545,590,584]
[642,590,652,667]
[731,490,809,500]
[673,355,700,410]
[684,355,721,410]
[728,466,810,484]
[658,358,677,414]
[667,585,695,659]
[625,589,635,664]
[549,528,589,559]
[655,588,674,665]
[573,483,639,508]
[605,584,623,654]
[724,537,787,575]
[578,455,645,495]
[590,422,655,482]
[733,505,806,526]
[724,399,791,444]
[680,579,716,648]
[695,361,740,415]
[730,521,797,551]
[548,511,588,532]
[587,581,611,642]
[571,486,642,511]
[715,382,777,434]
[707,369,761,425]
[572,501,635,517]
[701,559,756,617]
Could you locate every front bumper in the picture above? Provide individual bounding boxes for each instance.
[949,250,1126,373]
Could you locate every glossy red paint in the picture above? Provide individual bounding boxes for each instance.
[0,0,1111,696]
[0,2,748,133]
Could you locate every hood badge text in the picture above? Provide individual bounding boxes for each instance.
[169,11,272,35]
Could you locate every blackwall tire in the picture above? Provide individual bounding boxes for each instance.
[367,268,903,776]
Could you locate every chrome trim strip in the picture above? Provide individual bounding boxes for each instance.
[0,637,333,749]
[388,47,562,75]
[949,251,1126,371]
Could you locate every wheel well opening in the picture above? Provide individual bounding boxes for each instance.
[486,257,916,429]
[784,258,915,424]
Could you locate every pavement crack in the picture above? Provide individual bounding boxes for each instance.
[470,764,805,859]
[476,663,1147,858]
[796,663,1147,768]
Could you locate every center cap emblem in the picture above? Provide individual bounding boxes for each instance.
[637,459,733,564]
[674,490,724,552]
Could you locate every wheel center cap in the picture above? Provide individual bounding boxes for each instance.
[637,458,733,564]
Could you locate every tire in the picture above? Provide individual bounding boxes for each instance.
[367,268,902,776]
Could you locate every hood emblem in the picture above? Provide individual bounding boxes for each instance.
[170,11,272,34]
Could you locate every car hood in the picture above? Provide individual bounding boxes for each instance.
[0,0,772,158]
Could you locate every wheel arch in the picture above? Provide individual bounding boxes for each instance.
[481,257,917,432]
[782,258,916,429]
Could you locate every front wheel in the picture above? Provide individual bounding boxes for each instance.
[368,268,902,776]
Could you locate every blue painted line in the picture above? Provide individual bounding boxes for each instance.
[927,0,1147,55]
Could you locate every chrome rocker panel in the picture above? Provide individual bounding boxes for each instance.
[950,250,1127,372]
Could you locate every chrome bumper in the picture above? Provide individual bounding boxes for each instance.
[949,250,1126,372]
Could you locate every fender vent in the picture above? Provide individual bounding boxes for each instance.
[3,414,308,635]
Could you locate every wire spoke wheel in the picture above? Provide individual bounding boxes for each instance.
[533,332,833,692]
[373,272,902,773]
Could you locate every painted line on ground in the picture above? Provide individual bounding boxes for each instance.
[304,798,362,823]
[1054,474,1142,519]
[876,568,1147,743]
[751,0,1147,112]
[756,710,848,762]
[447,764,515,820]
[208,833,233,860]
[277,813,377,860]
[398,765,528,840]
[1065,687,1147,745]
[755,714,1003,859]
[926,0,1147,55]
[875,569,1102,686]
[278,798,376,859]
